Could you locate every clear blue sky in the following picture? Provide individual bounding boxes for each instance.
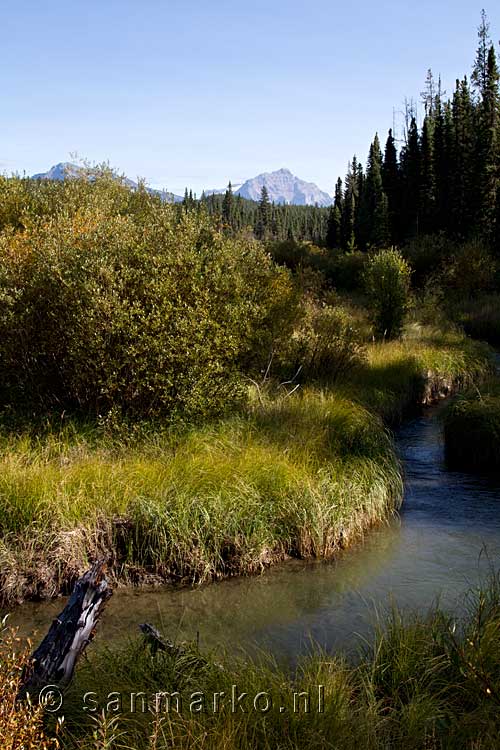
[2,0,499,196]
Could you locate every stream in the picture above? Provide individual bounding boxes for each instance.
[9,401,500,663]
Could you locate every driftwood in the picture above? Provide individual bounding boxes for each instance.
[139,622,179,655]
[18,560,112,701]
[139,622,225,672]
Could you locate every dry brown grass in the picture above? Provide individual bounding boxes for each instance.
[0,618,59,749]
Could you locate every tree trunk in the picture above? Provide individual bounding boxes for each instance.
[18,560,112,702]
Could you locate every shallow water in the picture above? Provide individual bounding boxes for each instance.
[9,403,500,663]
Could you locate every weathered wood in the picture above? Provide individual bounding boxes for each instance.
[18,560,112,701]
[139,622,178,655]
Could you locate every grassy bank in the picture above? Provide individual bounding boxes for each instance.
[443,378,500,472]
[452,294,500,348]
[3,573,500,749]
[0,328,491,607]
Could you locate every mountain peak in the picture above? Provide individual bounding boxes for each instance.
[236,169,331,206]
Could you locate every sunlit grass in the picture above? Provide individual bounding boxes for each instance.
[0,326,492,605]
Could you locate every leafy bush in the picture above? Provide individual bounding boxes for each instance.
[402,232,454,287]
[442,239,497,298]
[0,200,295,419]
[280,301,365,381]
[331,250,367,290]
[452,293,500,346]
[364,249,412,339]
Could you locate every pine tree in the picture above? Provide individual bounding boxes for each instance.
[222,181,233,228]
[450,77,475,237]
[382,128,400,244]
[420,116,437,234]
[362,134,390,247]
[400,117,421,238]
[475,45,499,238]
[326,178,343,249]
[257,185,271,239]
[421,69,437,116]
[472,9,491,99]
[433,98,452,232]
[341,160,358,250]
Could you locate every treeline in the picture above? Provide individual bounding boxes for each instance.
[326,11,500,255]
[181,185,329,244]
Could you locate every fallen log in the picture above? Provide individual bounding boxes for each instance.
[18,560,112,702]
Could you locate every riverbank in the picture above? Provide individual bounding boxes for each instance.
[4,572,500,749]
[0,327,491,607]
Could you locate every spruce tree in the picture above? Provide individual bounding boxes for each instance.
[382,128,400,244]
[420,116,437,234]
[222,181,233,228]
[450,77,475,237]
[400,117,421,238]
[475,45,499,238]
[341,160,358,250]
[257,185,271,239]
[472,9,491,99]
[362,134,390,247]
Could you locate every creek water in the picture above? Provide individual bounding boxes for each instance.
[9,402,500,664]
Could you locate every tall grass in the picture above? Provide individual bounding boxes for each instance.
[0,391,401,604]
[0,327,492,605]
[6,573,500,749]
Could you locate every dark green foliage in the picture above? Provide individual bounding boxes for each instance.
[382,128,400,244]
[420,117,437,234]
[331,250,368,290]
[364,249,412,338]
[452,292,500,346]
[400,117,421,238]
[442,239,497,297]
[443,381,500,471]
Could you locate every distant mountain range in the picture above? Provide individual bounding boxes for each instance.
[31,163,332,207]
[31,162,184,203]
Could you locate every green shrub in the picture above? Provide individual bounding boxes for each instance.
[364,249,412,339]
[280,302,365,382]
[452,293,500,346]
[331,250,367,290]
[442,239,497,298]
[0,202,295,419]
[402,232,454,287]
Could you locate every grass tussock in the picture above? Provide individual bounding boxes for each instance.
[443,378,500,472]
[0,326,492,605]
[6,574,500,749]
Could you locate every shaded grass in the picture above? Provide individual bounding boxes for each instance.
[11,572,498,749]
[452,294,500,347]
[0,327,492,605]
[443,379,500,472]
